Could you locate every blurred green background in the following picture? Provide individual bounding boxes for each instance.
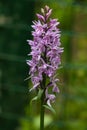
[0,0,87,130]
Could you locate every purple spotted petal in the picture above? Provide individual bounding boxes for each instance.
[27,5,64,106]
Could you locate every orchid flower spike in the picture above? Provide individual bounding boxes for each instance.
[27,5,64,107]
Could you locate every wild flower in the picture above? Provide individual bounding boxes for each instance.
[27,5,63,107]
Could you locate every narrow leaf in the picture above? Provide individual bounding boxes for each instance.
[37,88,44,99]
[30,96,38,104]
[43,105,56,114]
[30,89,43,104]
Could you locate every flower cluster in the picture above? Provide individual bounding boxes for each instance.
[27,5,63,106]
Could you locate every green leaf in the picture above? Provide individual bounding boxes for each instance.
[30,89,43,104]
[43,105,56,114]
[37,88,44,99]
[30,96,38,104]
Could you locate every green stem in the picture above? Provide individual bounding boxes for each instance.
[40,90,45,130]
[40,47,47,130]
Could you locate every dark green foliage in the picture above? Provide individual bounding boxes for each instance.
[0,0,35,130]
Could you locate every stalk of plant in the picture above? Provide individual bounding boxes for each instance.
[26,5,64,130]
